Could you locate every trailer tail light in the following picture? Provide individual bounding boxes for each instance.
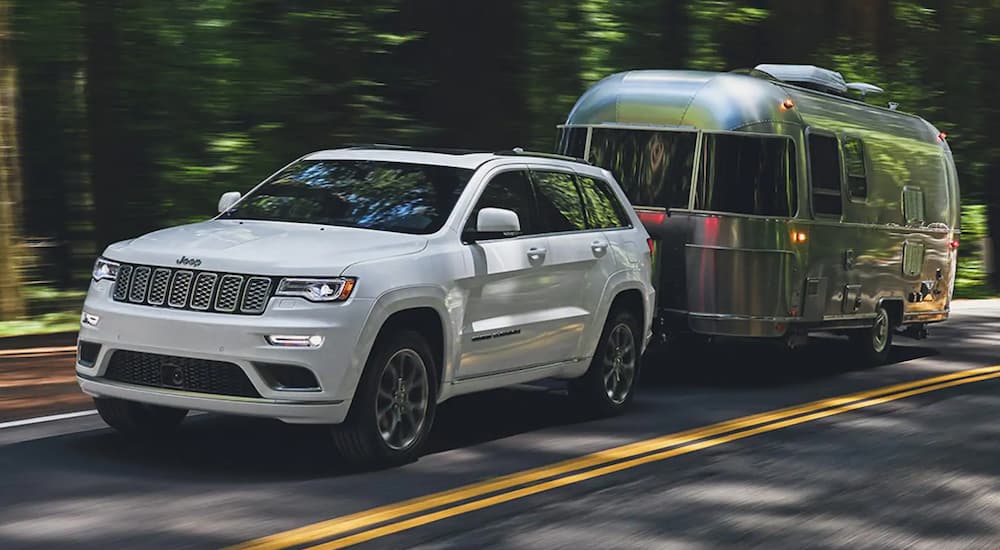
[637,210,666,225]
[791,230,808,244]
[647,238,655,255]
[949,239,960,250]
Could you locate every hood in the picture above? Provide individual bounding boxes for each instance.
[104,220,428,275]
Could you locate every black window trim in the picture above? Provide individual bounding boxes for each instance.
[459,165,541,244]
[574,172,635,231]
[527,167,598,237]
[806,127,846,221]
[690,130,801,220]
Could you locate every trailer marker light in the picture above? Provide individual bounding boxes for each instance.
[637,211,666,225]
[949,239,960,250]
[791,230,808,244]
[937,132,947,141]
[780,99,795,111]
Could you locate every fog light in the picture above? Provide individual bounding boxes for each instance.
[266,335,325,348]
[81,311,100,327]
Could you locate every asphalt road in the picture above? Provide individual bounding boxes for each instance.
[1,300,999,549]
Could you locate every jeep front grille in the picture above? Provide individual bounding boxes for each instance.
[112,263,275,315]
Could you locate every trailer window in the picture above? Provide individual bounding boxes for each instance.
[584,128,697,209]
[808,133,844,217]
[843,138,868,199]
[557,127,589,159]
[694,134,797,217]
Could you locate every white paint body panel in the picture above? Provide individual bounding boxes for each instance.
[78,149,655,424]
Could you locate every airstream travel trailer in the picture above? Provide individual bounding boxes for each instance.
[557,65,960,362]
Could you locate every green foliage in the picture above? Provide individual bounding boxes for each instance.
[4,0,999,332]
[955,203,994,298]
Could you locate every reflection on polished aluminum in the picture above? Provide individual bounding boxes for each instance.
[558,65,959,345]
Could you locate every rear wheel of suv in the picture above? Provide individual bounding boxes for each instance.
[569,308,641,416]
[94,398,188,435]
[332,330,437,467]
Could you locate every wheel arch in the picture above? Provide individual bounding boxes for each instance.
[349,286,455,403]
[581,276,653,360]
[875,297,904,328]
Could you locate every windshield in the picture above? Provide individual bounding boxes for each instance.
[222,160,474,234]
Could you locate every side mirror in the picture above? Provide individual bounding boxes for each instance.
[466,207,521,242]
[218,191,242,214]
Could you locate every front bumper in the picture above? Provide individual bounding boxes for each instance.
[76,279,373,424]
[77,375,350,424]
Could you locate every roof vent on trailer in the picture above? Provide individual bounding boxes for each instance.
[753,64,849,95]
[753,64,885,100]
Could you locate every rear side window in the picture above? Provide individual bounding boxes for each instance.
[467,170,538,235]
[808,133,844,217]
[531,170,588,233]
[843,138,868,199]
[585,128,697,209]
[694,134,798,217]
[579,176,630,229]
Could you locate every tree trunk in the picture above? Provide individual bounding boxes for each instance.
[0,0,25,320]
[84,0,125,251]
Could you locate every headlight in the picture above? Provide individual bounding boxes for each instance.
[276,277,356,302]
[92,258,120,282]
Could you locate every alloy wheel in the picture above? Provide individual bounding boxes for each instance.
[375,348,430,451]
[602,323,637,405]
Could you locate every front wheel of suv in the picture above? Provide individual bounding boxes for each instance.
[94,397,188,435]
[332,330,437,467]
[569,308,641,416]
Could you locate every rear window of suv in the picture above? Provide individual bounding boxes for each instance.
[222,160,474,234]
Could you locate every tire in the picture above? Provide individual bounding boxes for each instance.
[94,397,187,435]
[569,308,641,416]
[849,304,894,365]
[332,330,437,467]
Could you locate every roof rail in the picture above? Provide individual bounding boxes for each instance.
[493,147,591,165]
[341,143,491,155]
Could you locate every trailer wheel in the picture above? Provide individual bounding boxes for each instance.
[849,304,893,365]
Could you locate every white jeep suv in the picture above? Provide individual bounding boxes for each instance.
[77,146,655,464]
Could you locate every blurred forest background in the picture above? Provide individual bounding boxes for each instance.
[0,0,997,334]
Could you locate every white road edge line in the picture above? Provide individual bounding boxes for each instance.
[0,410,98,430]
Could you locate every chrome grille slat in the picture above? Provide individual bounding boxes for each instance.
[215,275,243,312]
[111,263,273,315]
[128,266,152,303]
[113,265,134,301]
[168,271,194,308]
[148,268,171,306]
[241,277,272,313]
[191,273,218,310]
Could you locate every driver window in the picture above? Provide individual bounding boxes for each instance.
[466,170,538,236]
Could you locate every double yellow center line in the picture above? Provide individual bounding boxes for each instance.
[233,365,1000,550]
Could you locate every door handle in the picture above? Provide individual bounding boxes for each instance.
[591,240,608,256]
[527,247,547,262]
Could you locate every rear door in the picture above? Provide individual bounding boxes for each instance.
[529,168,610,357]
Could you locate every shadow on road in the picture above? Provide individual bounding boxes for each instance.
[5,336,929,482]
[642,335,937,388]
